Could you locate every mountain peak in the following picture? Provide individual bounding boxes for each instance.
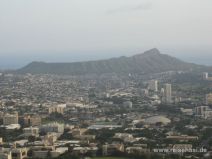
[133,48,160,58]
[143,48,161,55]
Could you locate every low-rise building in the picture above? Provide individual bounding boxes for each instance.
[23,127,39,137]
[113,133,136,143]
[24,115,41,126]
[11,148,28,159]
[40,122,64,134]
[102,143,124,156]
[0,149,12,159]
[70,128,87,136]
[166,135,198,142]
[0,138,3,145]
[43,133,58,145]
[48,104,66,115]
[194,106,212,119]
[72,147,98,157]
[3,113,18,125]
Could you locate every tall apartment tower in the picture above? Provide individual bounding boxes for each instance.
[203,72,208,80]
[164,84,172,104]
[148,80,158,92]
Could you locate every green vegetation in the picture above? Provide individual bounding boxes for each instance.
[0,128,23,142]
[92,157,130,159]
[92,157,129,159]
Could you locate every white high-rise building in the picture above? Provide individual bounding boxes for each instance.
[164,84,172,104]
[203,72,209,80]
[148,80,158,92]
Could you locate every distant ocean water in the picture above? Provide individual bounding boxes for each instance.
[174,55,212,66]
[0,51,211,70]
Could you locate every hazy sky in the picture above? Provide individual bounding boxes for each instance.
[0,0,212,68]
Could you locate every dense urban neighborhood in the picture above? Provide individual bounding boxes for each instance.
[0,68,212,159]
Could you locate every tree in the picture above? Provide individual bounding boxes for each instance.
[28,135,36,142]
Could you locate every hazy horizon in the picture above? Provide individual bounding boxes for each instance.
[0,47,212,70]
[0,0,212,69]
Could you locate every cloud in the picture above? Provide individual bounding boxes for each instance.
[107,2,152,14]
